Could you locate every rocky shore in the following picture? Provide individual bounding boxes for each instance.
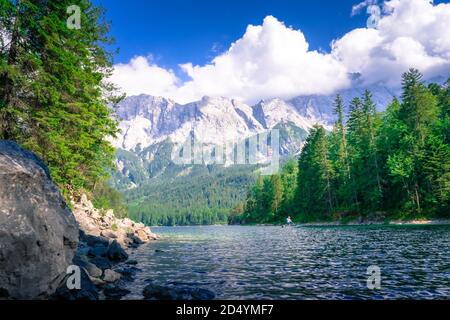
[72,194,158,248]
[0,141,158,300]
[52,195,159,300]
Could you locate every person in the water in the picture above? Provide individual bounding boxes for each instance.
[286,216,293,226]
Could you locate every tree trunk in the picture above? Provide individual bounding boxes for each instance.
[414,183,421,212]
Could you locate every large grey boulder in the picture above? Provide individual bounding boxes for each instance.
[0,141,79,299]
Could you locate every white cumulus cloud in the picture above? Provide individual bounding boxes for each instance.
[333,0,450,86]
[170,16,350,103]
[110,56,179,98]
[111,0,450,104]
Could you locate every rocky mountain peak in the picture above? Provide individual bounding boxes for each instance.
[112,83,397,152]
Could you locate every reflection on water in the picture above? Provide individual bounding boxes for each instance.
[124,225,450,300]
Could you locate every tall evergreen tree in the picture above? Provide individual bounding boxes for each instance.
[0,0,121,196]
[268,174,283,218]
[345,92,383,212]
[279,159,298,217]
[346,97,364,211]
[329,94,350,210]
[377,98,407,210]
[361,90,382,209]
[388,69,439,211]
[296,125,334,220]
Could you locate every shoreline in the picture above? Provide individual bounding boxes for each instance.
[52,195,160,300]
[296,219,450,227]
[151,219,450,228]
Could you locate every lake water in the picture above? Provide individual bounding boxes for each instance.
[124,225,450,300]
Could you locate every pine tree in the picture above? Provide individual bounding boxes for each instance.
[361,90,382,209]
[390,69,439,211]
[0,0,121,196]
[296,125,334,220]
[345,92,383,212]
[346,97,364,211]
[279,159,298,218]
[377,98,407,210]
[269,175,283,218]
[329,94,350,210]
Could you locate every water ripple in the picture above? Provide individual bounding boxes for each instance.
[124,225,450,300]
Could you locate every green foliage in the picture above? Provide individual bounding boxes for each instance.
[92,180,128,218]
[240,70,450,224]
[296,125,334,221]
[0,0,121,197]
[383,69,440,212]
[240,159,298,224]
[125,164,260,226]
[346,90,383,212]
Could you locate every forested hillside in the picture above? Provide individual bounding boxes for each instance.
[239,70,450,224]
[124,164,261,226]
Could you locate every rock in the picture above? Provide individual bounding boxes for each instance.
[142,284,215,301]
[126,260,138,265]
[51,268,99,300]
[142,284,174,300]
[73,254,103,278]
[90,256,113,271]
[115,266,140,282]
[135,229,150,242]
[83,234,110,248]
[83,262,103,278]
[90,277,106,287]
[119,218,134,229]
[88,208,102,220]
[105,209,115,219]
[101,230,118,239]
[76,246,90,257]
[103,283,131,300]
[83,264,101,279]
[79,194,94,211]
[0,141,79,299]
[88,244,108,258]
[72,193,157,251]
[72,203,102,237]
[130,234,144,245]
[103,269,121,283]
[136,222,145,229]
[106,240,128,262]
[128,242,140,249]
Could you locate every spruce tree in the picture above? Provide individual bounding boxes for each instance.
[329,94,350,210]
[0,0,121,196]
[389,69,439,211]
[296,125,334,220]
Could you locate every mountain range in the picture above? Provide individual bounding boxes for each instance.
[110,83,400,224]
[113,83,398,153]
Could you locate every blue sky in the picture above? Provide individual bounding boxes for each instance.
[96,0,373,67]
[102,0,450,103]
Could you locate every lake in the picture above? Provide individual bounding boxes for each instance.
[124,225,450,300]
